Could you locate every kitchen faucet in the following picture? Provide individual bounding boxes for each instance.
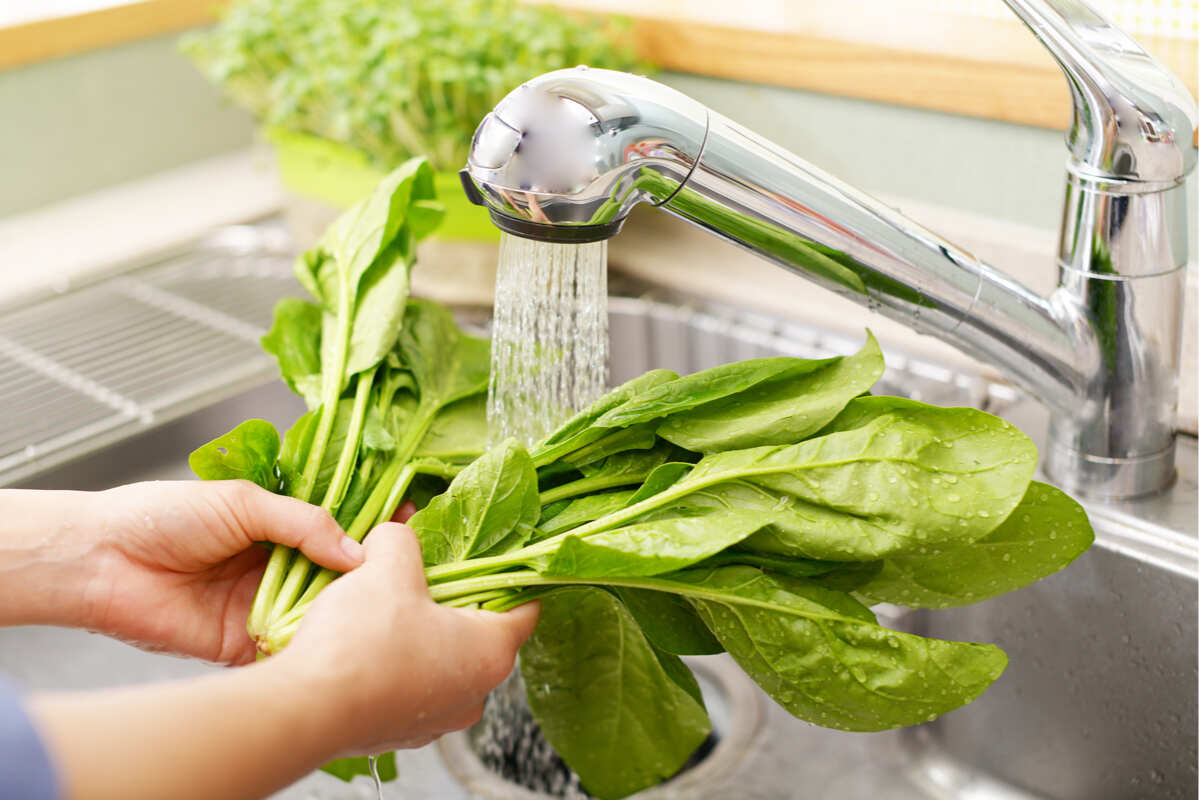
[460,0,1197,500]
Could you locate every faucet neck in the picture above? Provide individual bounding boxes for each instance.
[1002,0,1198,186]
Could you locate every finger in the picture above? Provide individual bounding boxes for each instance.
[443,703,486,732]
[390,500,417,524]
[477,600,541,652]
[227,482,364,571]
[362,523,427,592]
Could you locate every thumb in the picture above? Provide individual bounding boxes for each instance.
[223,481,364,572]
[485,600,541,651]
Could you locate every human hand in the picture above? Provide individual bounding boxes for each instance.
[79,480,364,665]
[278,522,540,754]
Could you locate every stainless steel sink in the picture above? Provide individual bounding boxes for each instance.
[1,292,1194,800]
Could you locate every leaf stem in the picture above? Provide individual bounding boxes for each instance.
[538,471,648,505]
[295,281,353,503]
[269,367,377,623]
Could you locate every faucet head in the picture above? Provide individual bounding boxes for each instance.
[461,67,709,243]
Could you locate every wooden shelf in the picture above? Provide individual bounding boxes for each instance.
[0,0,214,71]
[626,14,1197,135]
[1,0,1194,141]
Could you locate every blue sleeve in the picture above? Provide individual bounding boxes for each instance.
[0,679,60,800]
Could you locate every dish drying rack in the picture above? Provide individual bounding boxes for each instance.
[0,224,299,486]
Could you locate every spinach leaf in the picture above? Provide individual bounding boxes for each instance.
[361,406,397,452]
[414,394,488,463]
[260,298,323,408]
[541,511,769,578]
[342,233,413,378]
[539,445,674,505]
[538,490,638,537]
[395,298,490,412]
[276,410,317,496]
[615,587,723,655]
[661,400,1036,560]
[187,419,280,490]
[622,462,693,507]
[857,481,1094,608]
[308,398,359,507]
[319,158,434,300]
[651,644,706,707]
[521,587,711,800]
[695,547,853,580]
[596,357,816,429]
[558,423,659,470]
[657,332,884,452]
[410,439,539,565]
[674,566,1008,731]
[532,369,678,464]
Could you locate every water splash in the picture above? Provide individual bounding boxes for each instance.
[367,755,383,800]
[488,233,609,447]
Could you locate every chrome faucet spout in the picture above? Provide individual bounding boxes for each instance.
[462,5,1196,500]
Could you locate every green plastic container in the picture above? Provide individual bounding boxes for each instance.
[265,126,499,242]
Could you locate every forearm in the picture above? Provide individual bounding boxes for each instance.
[0,490,101,628]
[29,656,344,800]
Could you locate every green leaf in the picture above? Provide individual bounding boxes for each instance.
[657,332,884,452]
[188,419,280,490]
[651,644,706,707]
[532,369,678,462]
[415,394,488,462]
[320,159,433,293]
[410,439,539,565]
[542,511,769,578]
[622,462,693,507]
[277,409,318,496]
[362,406,396,452]
[615,587,723,655]
[695,547,857,581]
[857,481,1094,608]
[538,490,638,537]
[673,566,1008,731]
[521,587,711,800]
[319,752,397,783]
[396,298,490,412]
[646,398,1038,560]
[595,357,812,429]
[559,424,659,470]
[343,233,411,377]
[260,298,323,408]
[309,398,359,507]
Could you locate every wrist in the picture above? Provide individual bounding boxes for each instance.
[0,489,106,628]
[266,647,360,760]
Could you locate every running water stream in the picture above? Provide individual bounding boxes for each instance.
[487,233,609,446]
[368,755,383,800]
[475,232,610,797]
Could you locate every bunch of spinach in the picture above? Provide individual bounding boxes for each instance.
[189,157,490,659]
[189,163,1092,797]
[390,336,1094,800]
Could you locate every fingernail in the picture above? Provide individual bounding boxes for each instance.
[340,536,365,563]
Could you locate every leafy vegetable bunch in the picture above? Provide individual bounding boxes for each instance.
[190,158,492,660]
[385,336,1094,798]
[181,0,643,170]
[191,167,1093,798]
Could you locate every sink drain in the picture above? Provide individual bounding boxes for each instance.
[438,656,764,799]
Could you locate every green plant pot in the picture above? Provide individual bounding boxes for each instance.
[264,126,499,242]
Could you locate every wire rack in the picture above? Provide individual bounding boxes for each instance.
[0,224,299,486]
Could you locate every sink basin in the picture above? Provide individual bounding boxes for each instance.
[1,292,1194,800]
